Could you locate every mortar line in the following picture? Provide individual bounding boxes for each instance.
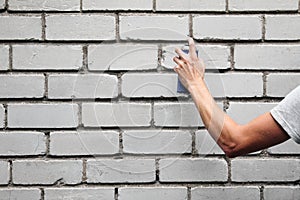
[114,188,119,200]
[82,45,88,73]
[8,160,12,186]
[155,158,160,182]
[225,0,229,13]
[261,14,266,42]
[82,159,87,183]
[115,13,120,42]
[8,44,12,71]
[189,14,193,37]
[3,103,7,129]
[80,0,83,12]
[260,185,265,200]
[153,0,156,12]
[262,72,268,97]
[119,130,124,155]
[298,0,300,13]
[187,186,191,200]
[229,44,235,70]
[41,13,46,41]
[40,188,45,200]
[43,73,48,99]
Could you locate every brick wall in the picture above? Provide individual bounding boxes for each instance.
[0,0,300,199]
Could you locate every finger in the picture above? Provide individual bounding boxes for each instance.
[175,48,189,61]
[173,56,186,67]
[188,37,198,59]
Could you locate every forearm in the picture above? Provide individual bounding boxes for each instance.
[188,79,241,156]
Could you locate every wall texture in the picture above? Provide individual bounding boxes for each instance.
[0,0,300,199]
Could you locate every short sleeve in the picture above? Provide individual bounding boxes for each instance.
[270,86,300,144]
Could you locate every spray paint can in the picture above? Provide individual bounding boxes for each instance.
[177,45,199,94]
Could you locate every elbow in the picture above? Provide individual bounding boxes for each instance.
[223,148,241,158]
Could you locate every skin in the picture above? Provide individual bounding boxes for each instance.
[173,38,290,158]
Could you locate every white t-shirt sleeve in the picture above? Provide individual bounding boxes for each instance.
[270,85,300,144]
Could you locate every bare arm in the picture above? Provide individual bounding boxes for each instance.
[173,38,290,158]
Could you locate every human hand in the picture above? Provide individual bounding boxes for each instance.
[173,38,205,92]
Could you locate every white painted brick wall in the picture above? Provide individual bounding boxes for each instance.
[268,140,300,154]
[120,15,189,40]
[13,45,82,70]
[8,103,78,128]
[0,104,4,128]
[88,44,158,71]
[45,188,115,200]
[226,102,277,125]
[264,186,300,200]
[13,160,82,185]
[266,73,300,97]
[82,103,151,127]
[83,0,152,11]
[0,45,9,71]
[9,0,80,11]
[0,15,41,40]
[0,188,41,199]
[195,130,224,155]
[119,187,187,200]
[0,74,44,98]
[156,0,225,11]
[0,132,46,156]
[46,14,115,40]
[48,74,118,99]
[266,15,300,40]
[123,130,192,154]
[162,44,231,70]
[235,45,300,70]
[159,158,228,182]
[231,158,300,182]
[50,131,119,156]
[87,159,156,183]
[0,161,9,184]
[193,15,262,40]
[229,0,299,11]
[0,1,299,198]
[191,186,260,200]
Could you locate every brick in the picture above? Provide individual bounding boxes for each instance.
[121,73,184,98]
[264,186,300,200]
[48,74,118,99]
[0,75,44,98]
[156,0,225,11]
[8,103,78,128]
[82,103,151,127]
[46,14,115,41]
[0,188,41,199]
[229,0,298,11]
[9,0,80,11]
[191,186,260,200]
[88,44,158,71]
[193,15,262,40]
[266,15,300,40]
[154,102,203,127]
[231,158,300,182]
[195,130,224,155]
[0,161,9,184]
[123,130,192,154]
[13,45,82,70]
[120,15,189,40]
[159,158,228,182]
[50,131,119,156]
[162,44,231,70]
[0,45,9,71]
[83,0,152,11]
[0,15,41,40]
[268,139,300,154]
[234,45,300,70]
[87,159,155,183]
[45,188,115,200]
[0,132,46,156]
[227,102,277,124]
[119,187,187,200]
[13,160,82,185]
[266,73,300,97]
[207,73,263,97]
[0,104,4,128]
[0,0,4,9]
